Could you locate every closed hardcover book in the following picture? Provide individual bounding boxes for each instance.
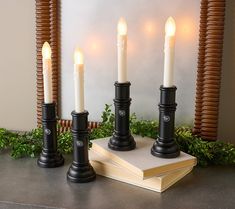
[91,136,197,179]
[90,150,193,192]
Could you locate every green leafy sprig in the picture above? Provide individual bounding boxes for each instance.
[0,105,234,167]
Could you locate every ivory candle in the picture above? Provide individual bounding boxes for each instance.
[117,17,127,83]
[163,17,176,87]
[42,42,53,103]
[74,48,85,113]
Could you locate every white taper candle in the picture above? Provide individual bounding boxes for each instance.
[163,17,176,87]
[42,42,53,104]
[117,17,127,83]
[74,48,85,113]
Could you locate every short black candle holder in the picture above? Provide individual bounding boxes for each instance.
[108,81,136,151]
[151,85,180,158]
[67,111,96,183]
[37,103,64,168]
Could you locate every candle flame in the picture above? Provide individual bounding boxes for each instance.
[74,48,84,65]
[144,21,157,37]
[165,17,176,36]
[42,42,51,59]
[118,17,127,35]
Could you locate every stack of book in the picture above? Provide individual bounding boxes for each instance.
[90,136,197,192]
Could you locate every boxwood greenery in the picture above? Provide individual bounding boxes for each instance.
[0,104,234,167]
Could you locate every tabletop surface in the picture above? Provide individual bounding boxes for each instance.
[0,152,234,209]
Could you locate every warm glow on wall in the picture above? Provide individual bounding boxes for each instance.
[86,37,103,55]
[144,21,157,37]
[91,42,98,51]
[178,18,196,40]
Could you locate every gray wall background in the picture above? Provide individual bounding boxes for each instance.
[61,0,200,125]
[0,0,234,143]
[0,0,36,131]
[218,0,235,143]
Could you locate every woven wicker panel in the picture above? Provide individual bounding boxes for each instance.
[201,0,226,140]
[193,0,225,140]
[50,0,59,109]
[58,119,100,133]
[36,0,51,126]
[193,0,208,135]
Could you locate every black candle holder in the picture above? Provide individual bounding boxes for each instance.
[67,111,96,183]
[108,82,136,151]
[151,85,180,158]
[37,103,64,168]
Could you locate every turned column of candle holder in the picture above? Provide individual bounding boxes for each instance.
[151,86,180,158]
[67,111,96,183]
[37,103,64,168]
[108,82,136,151]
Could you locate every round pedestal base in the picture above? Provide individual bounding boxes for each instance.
[151,139,180,158]
[67,162,96,183]
[37,149,64,168]
[108,134,136,151]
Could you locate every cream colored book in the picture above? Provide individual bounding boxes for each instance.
[91,136,197,179]
[90,150,193,192]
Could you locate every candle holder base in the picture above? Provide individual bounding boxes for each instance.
[67,162,96,183]
[151,139,180,158]
[37,150,64,168]
[109,134,136,151]
[108,134,136,151]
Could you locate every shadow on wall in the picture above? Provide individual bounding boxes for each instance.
[218,0,235,143]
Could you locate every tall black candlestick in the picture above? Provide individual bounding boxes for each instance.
[67,111,96,183]
[151,86,180,158]
[108,82,136,151]
[37,103,64,168]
